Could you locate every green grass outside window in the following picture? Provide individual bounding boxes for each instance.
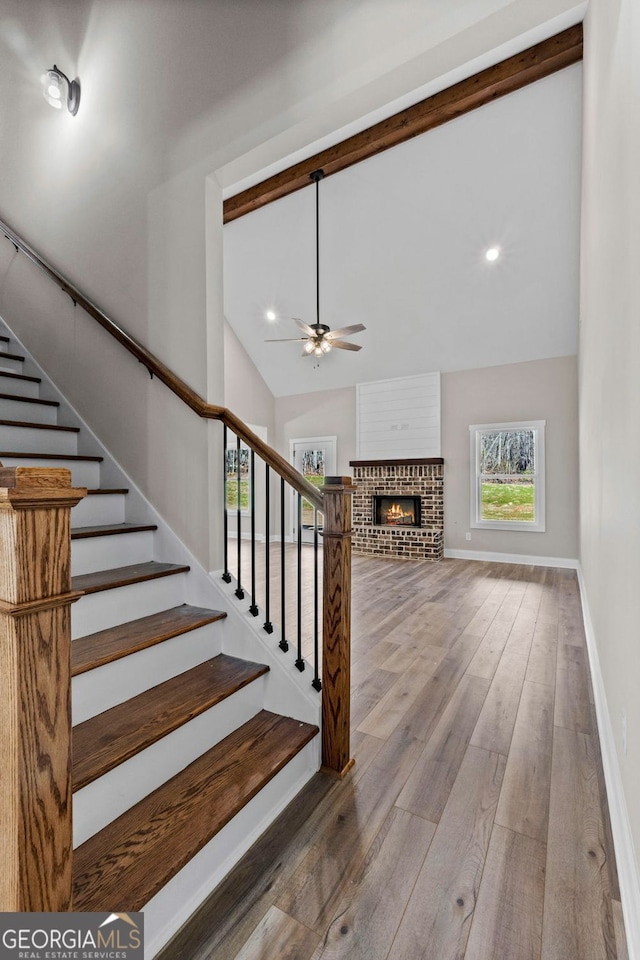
[481,481,535,522]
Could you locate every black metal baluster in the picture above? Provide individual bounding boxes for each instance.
[235,434,244,599]
[264,464,273,633]
[295,492,304,671]
[279,478,288,651]
[249,450,258,616]
[312,507,321,690]
[222,425,232,583]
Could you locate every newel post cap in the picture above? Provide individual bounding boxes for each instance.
[321,476,355,493]
[0,466,87,508]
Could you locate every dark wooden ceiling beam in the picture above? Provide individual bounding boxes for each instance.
[223,23,582,224]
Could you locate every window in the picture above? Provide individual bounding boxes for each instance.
[470,420,545,532]
[225,424,267,514]
[225,442,250,512]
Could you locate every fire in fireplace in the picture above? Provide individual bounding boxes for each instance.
[373,495,421,528]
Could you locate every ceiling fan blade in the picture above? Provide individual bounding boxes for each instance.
[330,339,362,351]
[293,317,316,338]
[325,323,366,340]
[264,337,309,342]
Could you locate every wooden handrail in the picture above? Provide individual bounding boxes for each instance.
[0,217,324,512]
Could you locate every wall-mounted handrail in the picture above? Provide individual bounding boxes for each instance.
[0,216,323,512]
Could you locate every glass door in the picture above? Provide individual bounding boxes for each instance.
[291,437,336,543]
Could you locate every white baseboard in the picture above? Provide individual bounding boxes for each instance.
[444,548,579,569]
[577,565,640,960]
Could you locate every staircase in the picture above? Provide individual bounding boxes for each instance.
[0,322,319,953]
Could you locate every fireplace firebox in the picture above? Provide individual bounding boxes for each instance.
[373,495,421,528]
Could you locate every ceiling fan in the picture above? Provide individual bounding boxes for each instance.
[265,169,366,358]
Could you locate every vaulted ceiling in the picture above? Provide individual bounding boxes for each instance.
[223,61,582,398]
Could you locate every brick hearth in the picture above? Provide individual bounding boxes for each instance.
[349,458,444,561]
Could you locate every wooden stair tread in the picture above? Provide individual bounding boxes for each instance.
[0,418,79,432]
[71,522,157,539]
[71,604,227,676]
[0,450,102,462]
[0,391,58,406]
[73,561,190,595]
[73,654,269,790]
[0,349,25,361]
[72,711,318,911]
[86,487,129,495]
[0,371,41,384]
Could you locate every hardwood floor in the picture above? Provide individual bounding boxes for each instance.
[158,556,627,960]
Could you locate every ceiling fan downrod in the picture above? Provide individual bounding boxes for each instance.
[263,166,365,356]
[310,169,325,328]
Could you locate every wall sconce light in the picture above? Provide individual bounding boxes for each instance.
[42,65,80,115]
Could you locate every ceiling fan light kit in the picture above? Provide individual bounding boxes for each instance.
[264,169,365,360]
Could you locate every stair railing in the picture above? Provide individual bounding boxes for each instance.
[0,215,354,778]
[222,425,325,685]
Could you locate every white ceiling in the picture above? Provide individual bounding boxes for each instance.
[223,63,582,399]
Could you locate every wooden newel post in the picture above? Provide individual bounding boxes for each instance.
[0,467,86,911]
[321,476,355,777]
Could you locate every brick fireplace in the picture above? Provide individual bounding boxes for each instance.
[349,458,444,561]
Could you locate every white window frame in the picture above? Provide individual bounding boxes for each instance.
[226,423,267,516]
[289,436,336,542]
[469,420,546,532]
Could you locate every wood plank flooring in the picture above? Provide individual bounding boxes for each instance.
[159,556,627,960]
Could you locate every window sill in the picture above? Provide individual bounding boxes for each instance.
[471,520,546,532]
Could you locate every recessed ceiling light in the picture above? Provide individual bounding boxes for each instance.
[265,309,276,321]
[485,247,500,262]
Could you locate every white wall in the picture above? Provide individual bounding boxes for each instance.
[580,0,640,944]
[224,320,275,542]
[0,243,214,564]
[275,387,356,478]
[224,320,274,440]
[443,356,579,560]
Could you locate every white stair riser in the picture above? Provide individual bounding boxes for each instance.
[72,621,222,722]
[72,493,126,526]
[0,397,57,424]
[0,423,77,454]
[0,456,102,487]
[73,676,266,847]
[0,376,40,399]
[71,530,155,577]
[0,357,24,373]
[143,738,319,958]
[72,573,187,638]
